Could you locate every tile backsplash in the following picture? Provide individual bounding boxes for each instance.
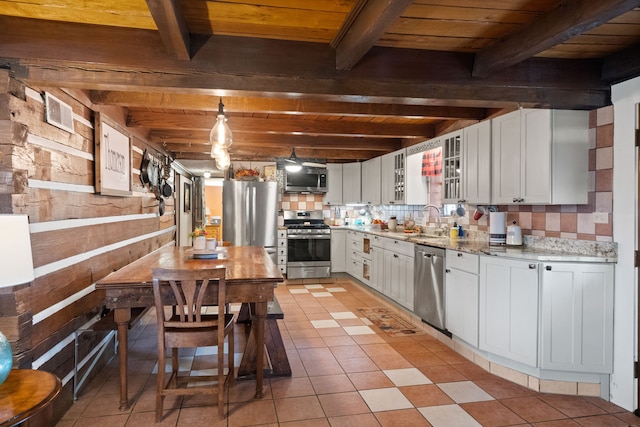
[279,106,613,243]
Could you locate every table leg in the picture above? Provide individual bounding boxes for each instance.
[254,301,266,399]
[114,308,131,411]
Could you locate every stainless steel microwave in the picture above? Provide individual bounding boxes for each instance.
[284,167,327,193]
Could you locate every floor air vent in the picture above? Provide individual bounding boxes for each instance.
[45,92,75,133]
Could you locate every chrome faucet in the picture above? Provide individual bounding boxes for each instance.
[422,204,442,227]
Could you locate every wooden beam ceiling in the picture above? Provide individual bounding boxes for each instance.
[91,91,487,120]
[1,0,637,170]
[126,111,435,138]
[332,0,414,71]
[145,0,191,60]
[0,15,608,109]
[472,0,640,78]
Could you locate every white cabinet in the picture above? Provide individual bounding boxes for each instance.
[445,250,479,347]
[492,109,589,204]
[479,256,539,367]
[381,149,406,205]
[330,229,346,273]
[346,230,363,281]
[369,235,385,293]
[361,157,381,205]
[342,162,362,204]
[383,238,414,311]
[324,163,343,205]
[540,262,614,373]
[405,152,430,205]
[462,120,491,204]
[277,229,287,275]
[442,130,463,204]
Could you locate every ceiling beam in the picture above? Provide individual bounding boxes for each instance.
[174,147,383,162]
[153,131,402,151]
[472,0,640,78]
[145,0,191,60]
[602,42,640,83]
[127,112,435,138]
[92,91,487,120]
[332,0,414,71]
[0,16,609,109]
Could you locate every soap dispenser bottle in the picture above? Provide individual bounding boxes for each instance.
[450,222,458,239]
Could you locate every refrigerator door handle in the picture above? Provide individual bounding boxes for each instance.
[244,186,251,242]
[251,186,257,243]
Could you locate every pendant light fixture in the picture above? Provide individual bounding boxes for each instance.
[284,148,302,173]
[210,98,232,170]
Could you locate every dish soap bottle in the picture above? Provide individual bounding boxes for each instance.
[344,211,349,226]
[450,222,458,239]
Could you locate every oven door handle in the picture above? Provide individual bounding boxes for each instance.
[287,234,331,240]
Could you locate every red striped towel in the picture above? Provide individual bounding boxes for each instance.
[422,147,442,176]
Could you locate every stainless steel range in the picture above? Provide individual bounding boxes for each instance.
[284,210,331,279]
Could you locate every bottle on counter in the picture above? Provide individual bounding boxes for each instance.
[345,212,349,226]
[458,224,464,237]
[450,222,458,239]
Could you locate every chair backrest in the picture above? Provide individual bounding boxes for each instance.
[152,267,226,329]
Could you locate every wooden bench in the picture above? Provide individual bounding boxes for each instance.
[237,297,291,378]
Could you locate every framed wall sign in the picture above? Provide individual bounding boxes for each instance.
[94,112,132,196]
[184,182,191,212]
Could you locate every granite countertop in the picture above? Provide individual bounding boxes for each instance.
[330,225,618,263]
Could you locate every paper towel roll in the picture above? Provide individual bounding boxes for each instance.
[489,212,506,245]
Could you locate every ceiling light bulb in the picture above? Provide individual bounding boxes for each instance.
[209,98,233,149]
[215,150,231,170]
[211,143,226,159]
[285,163,302,173]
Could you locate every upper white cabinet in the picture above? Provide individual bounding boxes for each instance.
[462,120,492,204]
[324,163,343,205]
[406,141,440,205]
[479,256,539,367]
[361,157,381,205]
[442,130,463,204]
[342,162,362,204]
[492,109,589,204]
[381,149,406,205]
[540,262,614,373]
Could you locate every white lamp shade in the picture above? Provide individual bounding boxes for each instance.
[0,215,34,288]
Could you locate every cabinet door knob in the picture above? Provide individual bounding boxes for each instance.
[529,263,537,269]
[394,254,399,258]
[457,253,463,257]
[546,265,552,271]
[445,269,451,273]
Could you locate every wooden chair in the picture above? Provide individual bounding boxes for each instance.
[152,267,235,421]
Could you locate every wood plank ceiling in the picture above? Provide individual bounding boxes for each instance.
[0,0,639,175]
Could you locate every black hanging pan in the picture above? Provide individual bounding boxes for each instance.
[139,149,151,185]
[161,180,173,198]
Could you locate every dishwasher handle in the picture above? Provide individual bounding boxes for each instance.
[416,249,443,260]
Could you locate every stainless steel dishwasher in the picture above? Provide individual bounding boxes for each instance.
[414,244,447,332]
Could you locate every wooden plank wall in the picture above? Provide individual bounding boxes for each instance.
[0,70,177,418]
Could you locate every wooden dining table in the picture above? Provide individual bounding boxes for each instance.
[95,244,284,411]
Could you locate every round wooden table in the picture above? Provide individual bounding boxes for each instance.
[0,369,61,427]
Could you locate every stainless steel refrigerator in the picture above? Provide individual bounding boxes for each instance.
[222,180,278,264]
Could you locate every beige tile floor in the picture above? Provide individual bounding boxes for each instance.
[56,277,640,427]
